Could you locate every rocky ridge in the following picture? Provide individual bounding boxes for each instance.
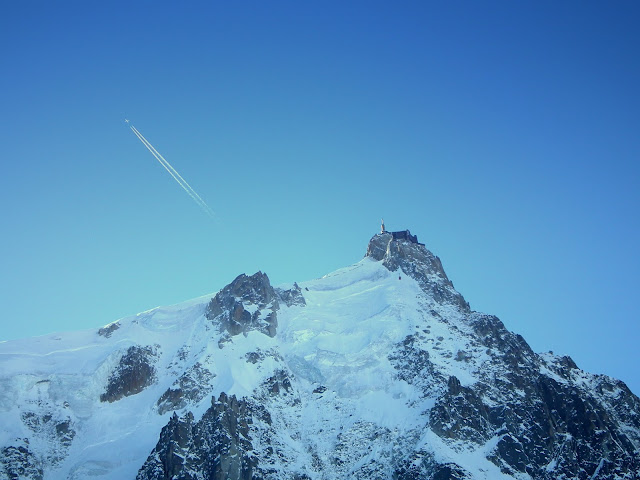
[100,345,159,403]
[205,272,279,339]
[137,393,256,480]
[367,232,469,312]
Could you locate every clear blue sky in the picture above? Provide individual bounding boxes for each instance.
[1,2,639,393]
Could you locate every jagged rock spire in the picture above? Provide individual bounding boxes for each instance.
[366,231,470,312]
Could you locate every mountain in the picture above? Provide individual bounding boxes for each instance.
[1,230,639,480]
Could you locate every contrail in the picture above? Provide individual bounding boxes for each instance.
[130,125,212,214]
[127,122,215,218]
[130,125,213,216]
[131,127,213,217]
[130,126,210,213]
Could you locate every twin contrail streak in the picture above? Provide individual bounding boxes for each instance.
[130,126,210,213]
[128,123,215,218]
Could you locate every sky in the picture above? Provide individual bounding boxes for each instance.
[1,2,639,394]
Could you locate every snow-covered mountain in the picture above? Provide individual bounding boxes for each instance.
[1,231,639,480]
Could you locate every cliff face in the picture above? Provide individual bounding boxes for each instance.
[367,232,470,312]
[137,393,255,480]
[206,272,279,339]
[1,232,638,480]
[100,345,158,403]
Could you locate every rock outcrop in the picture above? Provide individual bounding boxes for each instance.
[206,272,279,338]
[100,345,158,403]
[137,393,256,480]
[156,362,216,415]
[404,311,640,479]
[1,443,43,480]
[97,321,120,338]
[276,282,306,307]
[366,232,470,312]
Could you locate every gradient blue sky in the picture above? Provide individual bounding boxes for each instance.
[1,2,639,393]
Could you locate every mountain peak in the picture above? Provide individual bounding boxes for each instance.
[2,231,639,480]
[366,230,470,312]
[205,271,279,338]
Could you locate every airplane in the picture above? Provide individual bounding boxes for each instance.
[125,118,130,124]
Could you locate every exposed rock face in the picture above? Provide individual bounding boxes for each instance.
[1,444,43,480]
[388,333,443,397]
[97,321,120,338]
[429,375,493,444]
[206,272,279,338]
[262,369,292,396]
[156,362,216,415]
[420,312,640,479]
[276,282,306,307]
[100,345,158,403]
[137,393,256,480]
[19,411,75,467]
[366,232,470,312]
[394,455,472,480]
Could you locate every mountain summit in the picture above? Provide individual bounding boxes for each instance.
[366,230,469,312]
[1,230,638,480]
